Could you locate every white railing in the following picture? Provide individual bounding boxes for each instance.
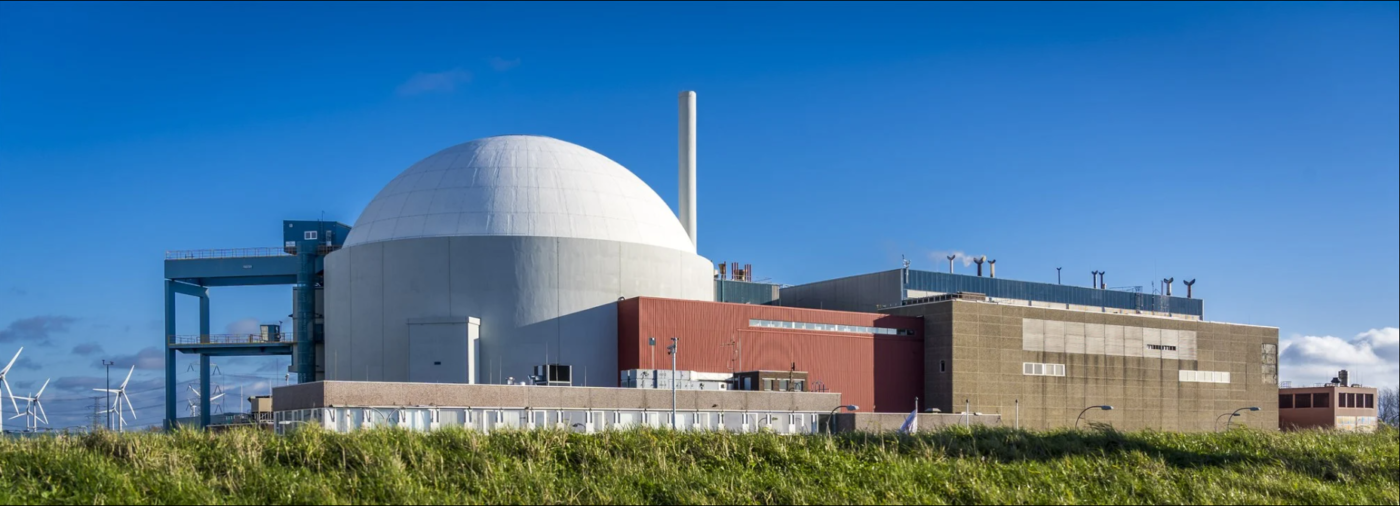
[274,407,828,435]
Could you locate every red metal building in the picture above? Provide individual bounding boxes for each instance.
[617,297,924,413]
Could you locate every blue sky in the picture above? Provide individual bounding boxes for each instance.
[1,2,1396,429]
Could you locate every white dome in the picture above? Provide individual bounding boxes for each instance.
[345,135,694,252]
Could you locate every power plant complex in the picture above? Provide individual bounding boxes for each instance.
[163,92,1293,434]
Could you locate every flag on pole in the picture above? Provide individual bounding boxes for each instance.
[899,407,918,434]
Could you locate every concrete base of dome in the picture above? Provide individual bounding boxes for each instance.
[323,236,713,386]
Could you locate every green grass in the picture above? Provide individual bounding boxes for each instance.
[1,426,1396,505]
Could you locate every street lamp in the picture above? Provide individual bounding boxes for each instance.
[1223,407,1260,431]
[667,337,678,430]
[827,405,858,434]
[101,360,115,431]
[1075,405,1114,430]
[1214,412,1241,432]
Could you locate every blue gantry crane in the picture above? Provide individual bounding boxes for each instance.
[163,220,350,430]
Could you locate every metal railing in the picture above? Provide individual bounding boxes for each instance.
[165,248,292,260]
[168,334,295,346]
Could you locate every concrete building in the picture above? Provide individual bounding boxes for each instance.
[617,297,924,413]
[166,92,1286,434]
[879,293,1279,431]
[1278,384,1379,432]
[322,135,713,387]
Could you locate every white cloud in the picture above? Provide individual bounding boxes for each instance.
[98,347,165,371]
[488,57,521,72]
[396,68,473,96]
[225,318,262,336]
[1281,327,1399,389]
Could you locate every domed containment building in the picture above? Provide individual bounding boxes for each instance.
[323,135,713,385]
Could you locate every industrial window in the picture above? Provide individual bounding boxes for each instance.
[777,379,790,392]
[748,319,914,336]
[1279,394,1293,409]
[939,360,947,373]
[1147,344,1178,351]
[1366,394,1374,409]
[1022,362,1065,377]
[1295,393,1312,409]
[762,379,774,391]
[1179,370,1231,384]
[304,231,318,240]
[1314,393,1330,408]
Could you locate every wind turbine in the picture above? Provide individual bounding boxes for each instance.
[10,379,49,432]
[0,347,22,433]
[186,385,225,417]
[95,366,137,432]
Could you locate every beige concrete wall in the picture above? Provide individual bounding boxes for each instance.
[884,300,1279,432]
[274,381,842,413]
[829,412,1002,433]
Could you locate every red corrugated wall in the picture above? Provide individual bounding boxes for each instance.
[617,297,923,413]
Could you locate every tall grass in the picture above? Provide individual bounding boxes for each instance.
[1,426,1395,505]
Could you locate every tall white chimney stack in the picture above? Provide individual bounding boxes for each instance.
[679,91,697,248]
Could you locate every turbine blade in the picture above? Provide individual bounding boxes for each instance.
[9,412,25,420]
[93,389,119,393]
[0,348,21,375]
[4,378,16,414]
[121,366,135,389]
[37,403,46,425]
[124,394,137,420]
[36,379,48,398]
[210,393,225,401]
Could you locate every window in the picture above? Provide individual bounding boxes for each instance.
[1022,362,1064,377]
[1295,393,1312,409]
[939,360,947,373]
[1366,394,1374,409]
[1279,394,1293,409]
[748,319,914,336]
[762,379,774,391]
[777,379,789,392]
[304,230,318,240]
[1147,344,1178,351]
[1179,370,1231,384]
[1314,393,1329,408]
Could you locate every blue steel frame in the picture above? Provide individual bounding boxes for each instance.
[163,220,348,431]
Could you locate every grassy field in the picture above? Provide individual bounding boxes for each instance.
[0,426,1395,505]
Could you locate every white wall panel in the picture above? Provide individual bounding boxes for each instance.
[1065,322,1086,355]
[1085,323,1106,355]
[1022,318,1045,352]
[1044,320,1065,354]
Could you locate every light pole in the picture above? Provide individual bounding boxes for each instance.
[667,337,678,430]
[1075,405,1113,430]
[827,405,858,434]
[101,359,114,431]
[648,337,656,370]
[1223,407,1260,431]
[1214,412,1240,432]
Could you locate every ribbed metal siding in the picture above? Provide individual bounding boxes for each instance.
[777,269,904,312]
[618,297,923,412]
[714,279,780,305]
[905,270,1204,317]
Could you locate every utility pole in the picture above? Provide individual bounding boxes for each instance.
[101,359,114,431]
[91,397,102,432]
[668,337,679,430]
